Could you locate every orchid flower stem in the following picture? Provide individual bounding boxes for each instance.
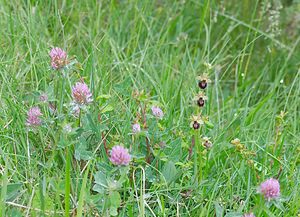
[198,153,202,183]
[197,128,202,183]
[193,132,198,186]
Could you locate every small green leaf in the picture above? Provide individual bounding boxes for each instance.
[162,161,177,183]
[205,120,214,129]
[0,183,22,201]
[97,94,111,100]
[110,207,118,216]
[109,191,121,216]
[92,184,105,194]
[224,212,242,217]
[214,202,224,217]
[93,171,108,194]
[94,171,107,187]
[74,138,93,161]
[110,191,121,208]
[101,104,114,113]
[74,148,93,161]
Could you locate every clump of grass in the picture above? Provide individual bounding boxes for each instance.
[1,1,300,216]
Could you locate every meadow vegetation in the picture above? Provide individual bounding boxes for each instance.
[0,0,300,216]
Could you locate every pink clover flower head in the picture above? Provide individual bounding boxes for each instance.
[71,81,93,105]
[151,106,163,119]
[49,47,67,69]
[39,93,48,103]
[243,213,255,217]
[26,106,42,127]
[109,145,131,166]
[132,123,141,134]
[259,178,280,201]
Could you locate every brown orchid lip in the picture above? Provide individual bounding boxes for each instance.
[203,140,212,148]
[193,121,200,129]
[198,80,207,89]
[197,97,205,107]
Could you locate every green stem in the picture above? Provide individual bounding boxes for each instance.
[198,155,202,182]
[65,147,71,217]
[0,154,8,217]
[78,108,82,127]
[54,76,59,129]
[76,164,90,217]
[59,76,65,114]
[39,176,45,217]
[196,130,202,183]
[39,130,46,163]
[199,0,210,34]
[193,133,198,186]
[258,196,265,216]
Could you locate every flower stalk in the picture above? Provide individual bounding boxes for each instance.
[190,72,213,184]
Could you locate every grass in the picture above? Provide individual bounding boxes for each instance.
[0,0,300,216]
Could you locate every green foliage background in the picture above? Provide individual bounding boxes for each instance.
[0,0,300,216]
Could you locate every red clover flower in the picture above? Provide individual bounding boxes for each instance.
[151,106,164,119]
[71,81,93,106]
[259,178,280,201]
[109,145,131,166]
[26,106,42,127]
[49,47,67,70]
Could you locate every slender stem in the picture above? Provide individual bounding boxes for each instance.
[258,196,265,216]
[78,108,81,127]
[146,136,151,163]
[193,133,198,185]
[65,147,71,217]
[131,135,134,153]
[98,114,108,156]
[39,130,46,162]
[76,164,90,217]
[102,131,108,156]
[0,154,8,217]
[188,136,195,160]
[59,76,65,114]
[197,131,202,182]
[54,75,59,127]
[193,128,202,184]
[140,103,151,163]
[39,177,45,216]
